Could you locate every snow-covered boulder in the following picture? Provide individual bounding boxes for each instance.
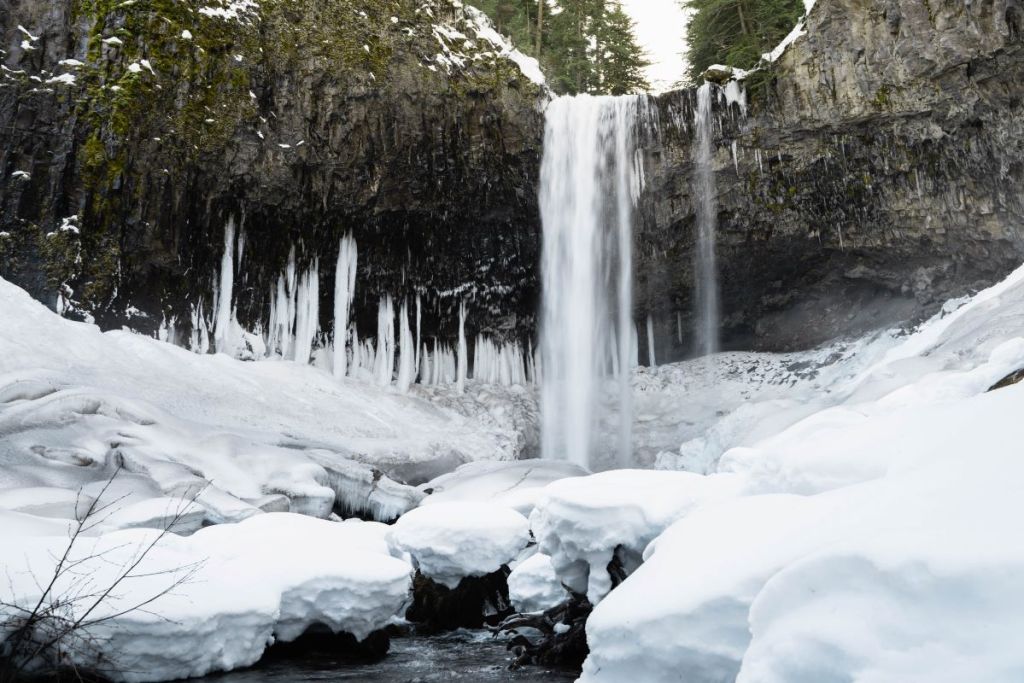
[0,512,413,681]
[530,470,742,604]
[387,502,530,588]
[580,266,1024,682]
[508,552,566,614]
[0,276,532,532]
[419,459,587,515]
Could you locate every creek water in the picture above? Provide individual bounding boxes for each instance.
[201,630,577,682]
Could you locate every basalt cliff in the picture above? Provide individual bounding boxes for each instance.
[2,0,1023,358]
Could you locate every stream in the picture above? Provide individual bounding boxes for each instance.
[202,630,578,682]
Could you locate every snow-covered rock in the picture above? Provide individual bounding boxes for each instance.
[530,469,742,604]
[0,512,412,682]
[419,459,587,515]
[580,263,1024,682]
[508,552,566,614]
[0,276,530,526]
[387,502,530,588]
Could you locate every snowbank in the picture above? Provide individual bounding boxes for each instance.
[508,552,566,614]
[580,264,1024,681]
[419,459,587,515]
[1,513,411,682]
[0,277,527,525]
[387,502,530,588]
[530,470,743,604]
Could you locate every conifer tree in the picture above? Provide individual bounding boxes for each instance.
[471,0,651,95]
[681,0,805,81]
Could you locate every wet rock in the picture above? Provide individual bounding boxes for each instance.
[636,0,1024,358]
[263,625,391,663]
[988,368,1024,392]
[405,568,514,634]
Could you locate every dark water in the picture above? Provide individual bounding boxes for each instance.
[204,630,578,682]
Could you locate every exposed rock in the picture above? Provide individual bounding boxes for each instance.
[0,0,545,345]
[989,368,1024,391]
[636,0,1024,358]
[405,567,514,633]
[4,0,1024,360]
[495,592,591,670]
[261,625,391,663]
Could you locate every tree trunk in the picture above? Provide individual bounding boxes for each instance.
[536,0,545,56]
[737,0,751,37]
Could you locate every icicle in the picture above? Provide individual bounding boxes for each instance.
[415,294,422,381]
[397,299,415,393]
[190,300,210,354]
[456,300,467,394]
[646,314,656,367]
[293,259,320,365]
[333,234,357,379]
[373,295,395,386]
[213,217,235,355]
[419,342,431,385]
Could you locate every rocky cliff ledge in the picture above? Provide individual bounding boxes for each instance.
[638,0,1024,357]
[0,0,545,342]
[3,0,1024,359]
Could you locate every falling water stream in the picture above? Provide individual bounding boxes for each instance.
[539,95,648,471]
[693,83,720,357]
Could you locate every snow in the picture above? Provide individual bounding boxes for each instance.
[763,22,807,63]
[198,0,259,21]
[508,552,566,614]
[578,263,1024,682]
[17,25,40,42]
[0,512,412,681]
[10,170,30,180]
[386,502,530,588]
[428,5,545,86]
[44,73,77,86]
[0,276,537,531]
[419,460,587,515]
[531,469,743,604]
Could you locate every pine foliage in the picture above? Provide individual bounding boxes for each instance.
[681,0,805,81]
[470,0,651,95]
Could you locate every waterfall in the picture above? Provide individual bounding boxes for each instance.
[694,83,720,357]
[539,95,648,470]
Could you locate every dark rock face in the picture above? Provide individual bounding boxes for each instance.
[0,0,544,344]
[264,626,391,663]
[405,568,513,633]
[635,0,1024,359]
[4,0,1024,359]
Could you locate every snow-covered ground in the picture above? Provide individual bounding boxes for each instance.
[559,264,1024,682]
[0,277,534,525]
[1,512,412,681]
[5,258,1024,682]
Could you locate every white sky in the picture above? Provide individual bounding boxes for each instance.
[620,0,691,92]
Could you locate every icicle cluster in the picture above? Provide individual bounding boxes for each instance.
[168,228,538,391]
[472,336,528,386]
[333,234,357,379]
[267,248,320,363]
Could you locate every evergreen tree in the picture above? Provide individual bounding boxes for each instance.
[596,2,651,95]
[681,0,805,81]
[470,0,650,95]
